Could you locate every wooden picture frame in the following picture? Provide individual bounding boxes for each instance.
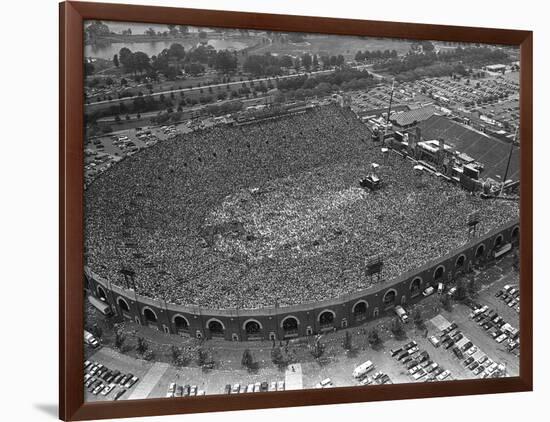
[60,1,533,420]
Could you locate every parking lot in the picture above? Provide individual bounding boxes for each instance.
[84,348,148,402]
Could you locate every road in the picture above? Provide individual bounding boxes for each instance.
[87,64,383,108]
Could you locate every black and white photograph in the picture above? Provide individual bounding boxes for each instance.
[82,20,521,403]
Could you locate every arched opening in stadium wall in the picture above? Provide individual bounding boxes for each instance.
[143,308,157,323]
[97,285,107,301]
[383,290,397,307]
[456,254,466,269]
[319,311,335,327]
[208,320,224,336]
[282,316,299,334]
[245,320,262,335]
[433,265,444,282]
[410,278,422,297]
[494,234,504,249]
[353,301,368,321]
[475,244,486,261]
[174,315,189,332]
[117,297,130,313]
[512,226,520,244]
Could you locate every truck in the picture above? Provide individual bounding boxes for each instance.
[423,286,435,297]
[394,306,409,323]
[84,330,100,348]
[353,361,375,379]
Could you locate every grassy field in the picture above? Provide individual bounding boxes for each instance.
[249,35,414,58]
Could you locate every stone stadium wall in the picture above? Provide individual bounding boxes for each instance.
[85,219,519,342]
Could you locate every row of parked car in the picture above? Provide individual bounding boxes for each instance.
[84,360,139,400]
[495,284,520,314]
[391,341,452,382]
[351,360,393,386]
[225,380,286,394]
[470,304,520,352]
[432,321,506,378]
[166,383,206,397]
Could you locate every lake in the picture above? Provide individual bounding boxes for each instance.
[85,39,248,60]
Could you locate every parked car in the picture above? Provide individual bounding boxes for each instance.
[428,336,440,347]
[113,389,126,400]
[102,383,116,396]
[93,384,105,395]
[473,365,485,375]
[437,370,451,381]
[166,383,176,398]
[461,341,474,352]
[390,347,403,357]
[443,340,455,349]
[463,357,474,366]
[467,346,478,356]
[413,369,427,380]
[125,376,139,389]
[426,362,439,373]
[404,341,418,350]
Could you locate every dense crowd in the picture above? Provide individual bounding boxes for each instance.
[85,105,519,309]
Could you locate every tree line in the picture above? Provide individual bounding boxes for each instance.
[374,47,510,81]
[113,43,239,80]
[354,49,398,61]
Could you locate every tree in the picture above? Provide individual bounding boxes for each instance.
[241,349,256,371]
[143,349,155,361]
[118,47,134,72]
[91,324,103,340]
[467,274,480,298]
[171,345,181,363]
[391,317,406,338]
[214,50,238,74]
[301,53,312,71]
[342,331,353,352]
[271,346,288,370]
[113,54,119,68]
[440,293,453,312]
[114,330,125,349]
[421,41,435,52]
[84,61,95,75]
[85,21,110,41]
[133,51,151,74]
[136,336,148,354]
[413,309,425,330]
[455,278,468,302]
[178,25,189,35]
[280,55,293,68]
[367,328,382,348]
[310,336,325,359]
[184,62,205,76]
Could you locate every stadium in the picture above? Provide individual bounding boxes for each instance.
[84,104,519,341]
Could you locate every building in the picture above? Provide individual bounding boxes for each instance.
[390,105,437,129]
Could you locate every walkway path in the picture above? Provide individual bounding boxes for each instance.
[128,362,170,400]
[285,363,303,390]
